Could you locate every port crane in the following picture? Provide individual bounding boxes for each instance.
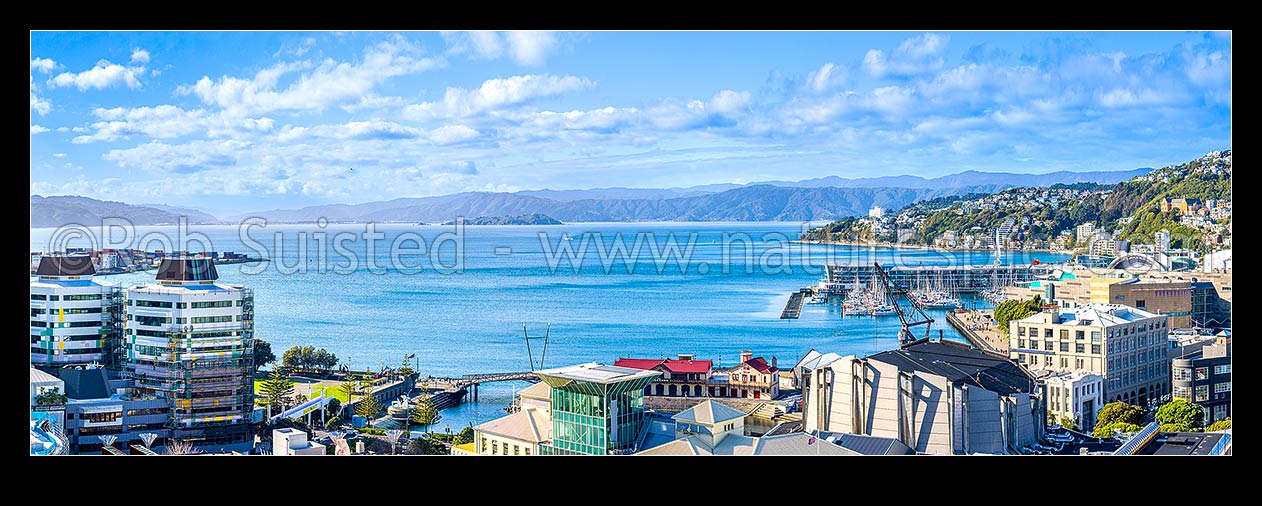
[873,262,935,345]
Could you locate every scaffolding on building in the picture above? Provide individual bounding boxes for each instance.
[123,288,255,444]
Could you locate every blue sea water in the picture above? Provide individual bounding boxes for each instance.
[31,221,1069,430]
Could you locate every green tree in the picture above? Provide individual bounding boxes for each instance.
[1155,399,1205,430]
[995,295,1041,336]
[356,392,381,425]
[399,356,416,377]
[405,437,449,455]
[312,348,338,373]
[340,377,360,406]
[1092,421,1144,439]
[1160,423,1192,432]
[453,425,475,445]
[324,415,341,430]
[253,339,276,373]
[1097,402,1147,427]
[1206,418,1231,431]
[1058,416,1078,431]
[411,383,442,433]
[259,370,296,416]
[34,387,68,406]
[325,398,341,418]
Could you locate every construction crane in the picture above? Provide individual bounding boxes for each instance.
[873,262,935,345]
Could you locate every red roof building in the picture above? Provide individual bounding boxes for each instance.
[615,355,714,398]
[724,351,780,400]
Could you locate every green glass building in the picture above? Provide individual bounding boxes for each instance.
[534,363,662,455]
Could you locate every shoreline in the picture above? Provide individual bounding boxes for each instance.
[793,238,1074,255]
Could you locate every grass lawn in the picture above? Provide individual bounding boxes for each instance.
[253,379,353,404]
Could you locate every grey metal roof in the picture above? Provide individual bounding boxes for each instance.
[36,255,95,277]
[834,433,916,455]
[534,362,662,384]
[155,257,219,282]
[866,340,1036,396]
[60,367,111,400]
[672,400,746,425]
[752,433,857,456]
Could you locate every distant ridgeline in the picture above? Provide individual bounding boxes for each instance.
[803,150,1232,251]
[442,214,563,225]
[30,195,222,228]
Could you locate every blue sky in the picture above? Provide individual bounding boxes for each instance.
[30,31,1231,214]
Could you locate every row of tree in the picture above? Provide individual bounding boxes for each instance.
[282,345,340,373]
[1088,399,1230,438]
[994,295,1042,337]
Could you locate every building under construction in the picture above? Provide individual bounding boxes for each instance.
[123,257,256,453]
[30,255,126,370]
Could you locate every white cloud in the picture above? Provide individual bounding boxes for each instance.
[30,87,52,115]
[131,48,150,64]
[181,36,440,116]
[30,57,57,73]
[104,139,249,174]
[806,62,846,92]
[49,60,145,90]
[72,105,275,144]
[442,31,560,66]
[862,33,949,77]
[30,124,50,135]
[708,90,751,115]
[428,125,480,145]
[505,31,558,66]
[53,153,67,158]
[405,74,594,119]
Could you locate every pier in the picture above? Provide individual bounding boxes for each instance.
[780,290,806,319]
[824,262,1056,294]
[368,371,540,428]
[945,309,1008,353]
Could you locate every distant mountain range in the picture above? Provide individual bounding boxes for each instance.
[443,214,563,225]
[30,195,222,228]
[30,167,1153,227]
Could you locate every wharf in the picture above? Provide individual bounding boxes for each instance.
[781,290,806,319]
[945,309,1008,354]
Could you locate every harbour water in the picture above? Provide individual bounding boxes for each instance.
[31,221,1070,430]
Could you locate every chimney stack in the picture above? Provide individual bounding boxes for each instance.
[740,350,753,364]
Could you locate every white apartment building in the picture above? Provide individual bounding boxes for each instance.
[1009,304,1169,406]
[1042,370,1104,431]
[30,256,121,368]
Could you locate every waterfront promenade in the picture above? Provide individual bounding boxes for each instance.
[945,309,1008,353]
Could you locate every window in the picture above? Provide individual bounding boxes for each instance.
[1030,340,1039,349]
[1060,357,1068,368]
[63,294,102,301]
[1044,356,1053,366]
[1075,343,1085,353]
[191,315,233,324]
[1076,330,1085,340]
[514,445,520,455]
[1214,382,1231,393]
[83,411,121,423]
[1173,367,1191,381]
[1019,327,1026,337]
[1043,341,1053,351]
[1091,331,1101,343]
[1135,299,1145,309]
[1195,367,1209,381]
[1195,385,1209,402]
[1044,328,1053,338]
[1076,358,1084,369]
[133,300,173,308]
[524,448,531,455]
[1214,364,1231,375]
[1060,329,1069,340]
[191,300,234,309]
[1060,342,1069,352]
[492,441,498,455]
[481,437,487,453]
[31,294,46,300]
[1018,339,1026,349]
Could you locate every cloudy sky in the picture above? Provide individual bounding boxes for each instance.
[30,31,1231,214]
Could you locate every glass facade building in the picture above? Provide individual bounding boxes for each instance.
[534,363,660,455]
